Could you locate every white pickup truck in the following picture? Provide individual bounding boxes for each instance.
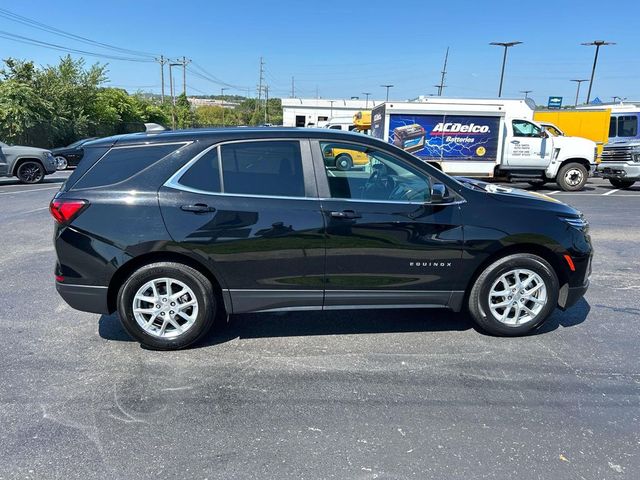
[371,98,597,191]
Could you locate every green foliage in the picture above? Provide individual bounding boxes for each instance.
[0,55,285,146]
[0,56,170,147]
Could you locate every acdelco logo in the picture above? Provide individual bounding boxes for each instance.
[432,122,489,134]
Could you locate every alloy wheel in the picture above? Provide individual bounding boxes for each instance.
[132,277,199,338]
[488,268,547,326]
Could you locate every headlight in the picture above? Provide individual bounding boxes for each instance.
[633,153,640,162]
[559,215,589,230]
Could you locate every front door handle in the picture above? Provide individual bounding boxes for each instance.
[511,140,520,144]
[330,209,361,219]
[180,203,216,213]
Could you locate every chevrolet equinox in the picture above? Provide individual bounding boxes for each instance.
[51,128,592,349]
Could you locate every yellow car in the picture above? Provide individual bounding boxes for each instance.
[323,146,370,170]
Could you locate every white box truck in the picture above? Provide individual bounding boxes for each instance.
[371,98,597,191]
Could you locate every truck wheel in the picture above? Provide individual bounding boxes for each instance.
[468,253,559,336]
[609,178,635,189]
[556,163,588,191]
[335,154,353,171]
[16,161,45,184]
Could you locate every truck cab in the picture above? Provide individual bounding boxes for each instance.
[597,107,640,188]
[500,117,596,190]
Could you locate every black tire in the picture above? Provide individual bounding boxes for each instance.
[117,262,217,350]
[16,161,45,184]
[468,253,559,336]
[335,154,353,171]
[556,162,588,191]
[527,180,547,189]
[608,178,635,189]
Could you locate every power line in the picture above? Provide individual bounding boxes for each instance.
[190,61,247,90]
[0,7,157,59]
[0,29,154,62]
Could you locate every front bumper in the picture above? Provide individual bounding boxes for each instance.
[56,281,110,314]
[597,162,640,180]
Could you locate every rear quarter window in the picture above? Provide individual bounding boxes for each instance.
[71,143,183,190]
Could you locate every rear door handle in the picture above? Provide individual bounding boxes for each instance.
[180,203,216,213]
[330,209,361,219]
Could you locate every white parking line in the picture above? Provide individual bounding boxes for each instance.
[0,186,59,195]
[21,206,50,214]
[547,190,560,195]
[602,189,619,196]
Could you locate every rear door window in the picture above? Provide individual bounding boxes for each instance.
[72,143,183,189]
[220,141,305,197]
[175,147,221,193]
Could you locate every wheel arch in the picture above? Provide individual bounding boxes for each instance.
[557,157,591,174]
[462,242,568,308]
[107,251,228,314]
[11,157,44,175]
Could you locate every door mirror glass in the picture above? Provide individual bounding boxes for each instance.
[431,183,447,203]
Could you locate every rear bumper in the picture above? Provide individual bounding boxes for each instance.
[56,282,110,314]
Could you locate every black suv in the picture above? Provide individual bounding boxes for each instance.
[51,128,592,349]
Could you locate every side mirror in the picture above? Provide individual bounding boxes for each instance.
[431,183,447,203]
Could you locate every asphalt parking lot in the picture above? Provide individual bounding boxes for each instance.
[1,171,638,480]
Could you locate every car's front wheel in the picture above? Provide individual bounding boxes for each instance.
[335,154,353,171]
[117,262,217,350]
[55,156,68,170]
[16,161,45,184]
[468,253,559,336]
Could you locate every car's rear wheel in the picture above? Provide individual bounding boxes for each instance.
[16,161,45,184]
[608,178,635,189]
[335,154,353,171]
[556,162,588,191]
[117,262,217,350]
[468,253,559,336]
[55,156,68,170]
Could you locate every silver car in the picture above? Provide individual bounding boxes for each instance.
[0,141,57,184]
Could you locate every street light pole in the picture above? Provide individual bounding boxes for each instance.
[581,40,615,104]
[362,92,371,109]
[520,90,532,99]
[490,41,522,97]
[381,84,394,102]
[570,79,589,106]
[169,62,181,130]
[221,87,228,127]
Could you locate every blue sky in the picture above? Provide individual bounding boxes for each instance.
[1,0,639,105]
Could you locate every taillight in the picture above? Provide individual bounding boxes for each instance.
[49,199,88,224]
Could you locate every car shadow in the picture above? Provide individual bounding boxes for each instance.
[98,299,591,348]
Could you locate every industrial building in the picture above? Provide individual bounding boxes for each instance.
[281,98,383,127]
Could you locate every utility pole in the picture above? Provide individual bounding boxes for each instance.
[362,92,371,109]
[520,90,532,99]
[490,41,522,97]
[169,62,181,129]
[381,84,394,102]
[582,40,615,104]
[329,100,335,118]
[316,85,319,99]
[256,57,265,116]
[570,79,589,106]
[436,47,449,96]
[156,55,167,103]
[221,87,228,127]
[264,85,269,124]
[291,76,295,98]
[180,56,191,96]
